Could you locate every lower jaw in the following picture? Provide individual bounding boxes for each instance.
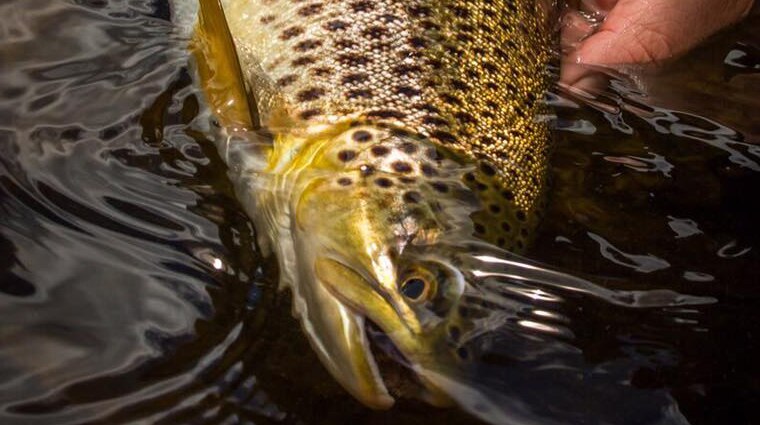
[364,319,425,401]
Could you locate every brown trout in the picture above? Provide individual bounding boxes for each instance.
[185,0,556,420]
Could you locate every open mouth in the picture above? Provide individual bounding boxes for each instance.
[363,319,423,401]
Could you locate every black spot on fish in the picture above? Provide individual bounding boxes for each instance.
[342,73,368,84]
[450,79,469,91]
[421,163,437,177]
[421,20,441,31]
[337,177,352,186]
[294,39,322,51]
[260,15,275,24]
[352,130,372,143]
[296,87,325,102]
[346,88,373,99]
[441,93,462,106]
[427,58,444,69]
[399,176,416,184]
[371,146,390,157]
[431,182,449,193]
[431,130,457,144]
[324,20,349,31]
[408,5,432,17]
[399,141,418,154]
[457,347,469,360]
[276,74,298,87]
[367,109,406,119]
[425,147,442,160]
[445,44,464,57]
[392,161,413,173]
[297,3,323,16]
[403,191,422,203]
[379,13,400,23]
[451,5,470,18]
[375,177,393,188]
[335,38,356,49]
[364,26,388,40]
[501,222,512,232]
[501,190,515,200]
[416,103,440,114]
[456,33,473,43]
[526,92,538,108]
[292,56,316,67]
[391,128,413,138]
[338,150,356,162]
[338,53,371,66]
[409,36,427,49]
[464,172,475,182]
[474,223,486,234]
[423,116,449,127]
[280,26,304,40]
[448,326,461,342]
[455,112,476,124]
[483,61,498,73]
[489,204,501,214]
[300,109,322,120]
[516,210,527,221]
[480,162,497,176]
[494,46,509,61]
[311,67,332,77]
[350,0,373,12]
[395,86,421,97]
[393,64,422,75]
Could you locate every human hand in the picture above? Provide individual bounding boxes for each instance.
[561,0,755,85]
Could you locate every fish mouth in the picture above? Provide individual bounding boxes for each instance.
[313,257,453,408]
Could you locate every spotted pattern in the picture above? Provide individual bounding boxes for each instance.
[220,0,554,248]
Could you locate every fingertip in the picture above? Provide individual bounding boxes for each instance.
[573,29,625,65]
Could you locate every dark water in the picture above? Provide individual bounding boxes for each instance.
[0,1,758,424]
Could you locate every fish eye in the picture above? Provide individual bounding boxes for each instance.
[400,277,427,301]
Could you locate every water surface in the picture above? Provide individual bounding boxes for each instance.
[0,1,758,424]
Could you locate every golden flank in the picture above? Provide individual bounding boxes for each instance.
[189,0,554,420]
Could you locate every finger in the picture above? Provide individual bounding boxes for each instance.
[560,10,597,52]
[575,0,756,65]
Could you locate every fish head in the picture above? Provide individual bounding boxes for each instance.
[285,122,492,407]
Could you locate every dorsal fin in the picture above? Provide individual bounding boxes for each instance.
[191,0,259,131]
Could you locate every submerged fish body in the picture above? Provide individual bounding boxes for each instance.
[189,0,556,420]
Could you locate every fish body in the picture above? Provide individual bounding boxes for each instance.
[189,0,556,420]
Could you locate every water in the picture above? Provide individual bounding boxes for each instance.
[0,1,758,424]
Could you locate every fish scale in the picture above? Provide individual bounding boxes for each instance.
[220,0,554,250]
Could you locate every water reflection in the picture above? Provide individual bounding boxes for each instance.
[0,1,758,424]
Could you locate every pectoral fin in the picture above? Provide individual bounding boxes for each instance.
[192,0,258,130]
